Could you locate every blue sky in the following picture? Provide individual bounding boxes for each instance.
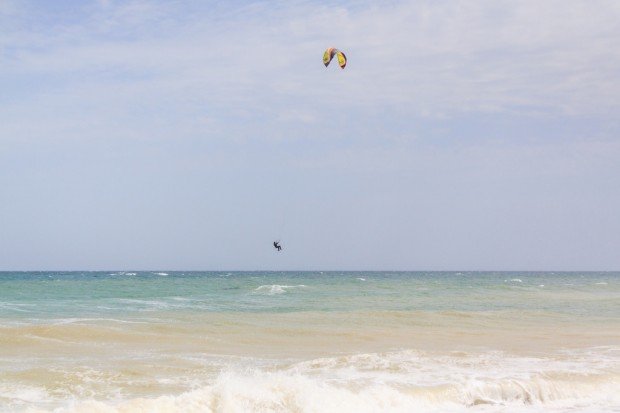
[1,0,619,270]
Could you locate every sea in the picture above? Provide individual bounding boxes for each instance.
[0,271,618,413]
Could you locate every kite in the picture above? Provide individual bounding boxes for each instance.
[323,47,347,69]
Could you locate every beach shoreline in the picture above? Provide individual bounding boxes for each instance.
[1,271,619,412]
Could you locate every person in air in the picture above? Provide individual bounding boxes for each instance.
[273,241,282,252]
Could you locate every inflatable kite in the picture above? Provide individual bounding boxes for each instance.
[323,47,347,69]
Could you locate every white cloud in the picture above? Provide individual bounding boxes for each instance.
[1,0,619,145]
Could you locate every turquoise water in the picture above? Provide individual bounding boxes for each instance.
[1,271,619,412]
[2,271,619,317]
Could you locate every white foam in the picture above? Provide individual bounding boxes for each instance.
[116,299,170,311]
[510,279,523,283]
[27,366,620,413]
[10,348,620,413]
[254,285,307,295]
[0,384,50,406]
[154,272,169,276]
[0,303,36,313]
[357,278,366,281]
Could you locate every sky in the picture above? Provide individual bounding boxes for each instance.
[1,0,619,270]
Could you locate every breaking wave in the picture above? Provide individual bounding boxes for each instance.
[254,285,307,295]
[20,349,620,413]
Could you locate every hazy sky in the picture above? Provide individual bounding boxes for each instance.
[1,0,619,270]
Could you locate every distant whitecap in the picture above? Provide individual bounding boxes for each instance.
[254,285,306,295]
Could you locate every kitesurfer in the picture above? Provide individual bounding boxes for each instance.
[273,241,282,252]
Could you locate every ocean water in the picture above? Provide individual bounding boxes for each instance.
[0,271,619,412]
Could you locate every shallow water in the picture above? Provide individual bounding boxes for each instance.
[1,271,619,412]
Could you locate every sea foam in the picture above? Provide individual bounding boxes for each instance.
[22,350,620,413]
[254,285,307,295]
